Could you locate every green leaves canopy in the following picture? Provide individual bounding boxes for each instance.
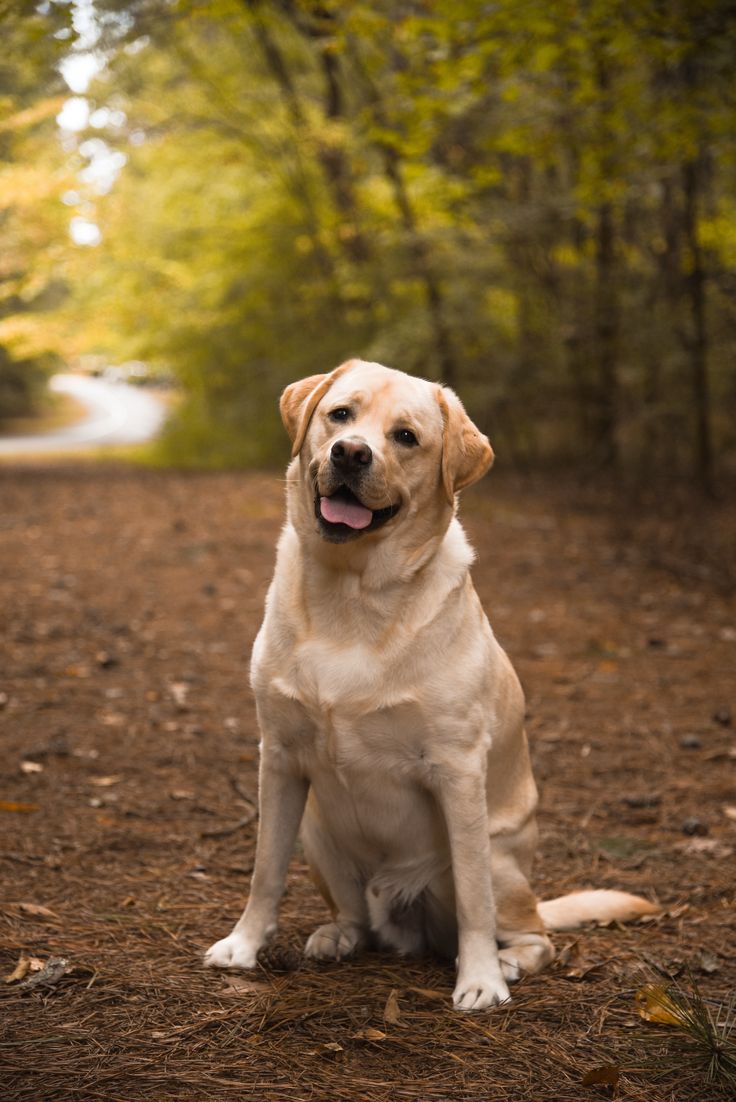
[8,0,736,480]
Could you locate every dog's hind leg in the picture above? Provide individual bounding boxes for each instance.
[301,799,370,961]
[423,836,555,982]
[491,831,554,982]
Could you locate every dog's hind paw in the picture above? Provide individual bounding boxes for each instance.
[204,932,259,970]
[304,922,364,962]
[498,935,555,983]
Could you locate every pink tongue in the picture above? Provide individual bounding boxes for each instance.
[320,494,373,530]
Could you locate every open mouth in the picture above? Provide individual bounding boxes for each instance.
[315,486,400,542]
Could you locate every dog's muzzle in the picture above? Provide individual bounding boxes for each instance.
[315,484,400,543]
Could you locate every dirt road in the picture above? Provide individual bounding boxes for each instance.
[0,465,733,1101]
[0,374,167,456]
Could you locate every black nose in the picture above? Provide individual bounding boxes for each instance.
[331,438,372,469]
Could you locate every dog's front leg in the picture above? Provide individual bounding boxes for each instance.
[435,769,510,1011]
[204,749,308,970]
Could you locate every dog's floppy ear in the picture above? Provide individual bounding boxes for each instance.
[436,386,494,503]
[280,360,356,457]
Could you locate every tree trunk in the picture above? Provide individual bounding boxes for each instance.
[311,30,371,263]
[347,48,458,387]
[270,1,371,264]
[590,46,620,469]
[593,199,619,467]
[246,4,339,291]
[682,156,713,493]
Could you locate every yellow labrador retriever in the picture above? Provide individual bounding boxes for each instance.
[205,359,657,1010]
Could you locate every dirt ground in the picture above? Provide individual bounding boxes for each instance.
[1,464,734,1101]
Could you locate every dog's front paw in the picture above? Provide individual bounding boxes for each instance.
[304,922,364,962]
[204,932,259,971]
[452,968,511,1011]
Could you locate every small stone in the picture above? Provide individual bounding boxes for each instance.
[712,707,732,727]
[681,817,708,836]
[679,735,702,750]
[96,651,118,669]
[697,950,720,974]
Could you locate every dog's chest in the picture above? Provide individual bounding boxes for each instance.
[273,636,417,715]
[267,635,436,774]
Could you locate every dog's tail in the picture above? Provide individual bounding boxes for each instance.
[537,889,660,931]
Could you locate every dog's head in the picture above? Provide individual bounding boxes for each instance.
[281,359,493,550]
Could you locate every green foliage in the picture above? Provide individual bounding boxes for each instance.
[0,1,77,421]
[4,0,736,479]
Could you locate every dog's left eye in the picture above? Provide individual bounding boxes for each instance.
[328,407,351,423]
[394,428,419,447]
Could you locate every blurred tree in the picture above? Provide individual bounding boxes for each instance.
[0,0,77,421]
[30,0,736,480]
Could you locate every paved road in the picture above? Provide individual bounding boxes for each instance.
[0,374,168,455]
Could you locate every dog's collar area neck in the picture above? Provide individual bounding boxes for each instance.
[314,486,400,543]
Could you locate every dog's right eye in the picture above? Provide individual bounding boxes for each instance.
[328,407,351,423]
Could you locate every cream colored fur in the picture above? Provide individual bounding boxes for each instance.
[204,359,658,1010]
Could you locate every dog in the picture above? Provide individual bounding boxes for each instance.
[205,359,658,1010]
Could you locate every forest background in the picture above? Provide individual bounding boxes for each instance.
[2,0,735,491]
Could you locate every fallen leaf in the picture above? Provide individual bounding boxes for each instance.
[64,664,91,678]
[0,800,39,813]
[169,681,190,709]
[18,956,72,991]
[20,760,43,775]
[4,957,31,984]
[306,1041,344,1058]
[582,1065,620,1090]
[351,1027,386,1042]
[4,902,60,921]
[169,789,195,801]
[383,988,401,1025]
[220,975,270,995]
[408,986,446,1002]
[674,838,734,859]
[558,940,604,980]
[636,984,684,1026]
[90,775,123,787]
[100,712,125,727]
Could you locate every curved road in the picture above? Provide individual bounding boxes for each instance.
[0,374,168,456]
